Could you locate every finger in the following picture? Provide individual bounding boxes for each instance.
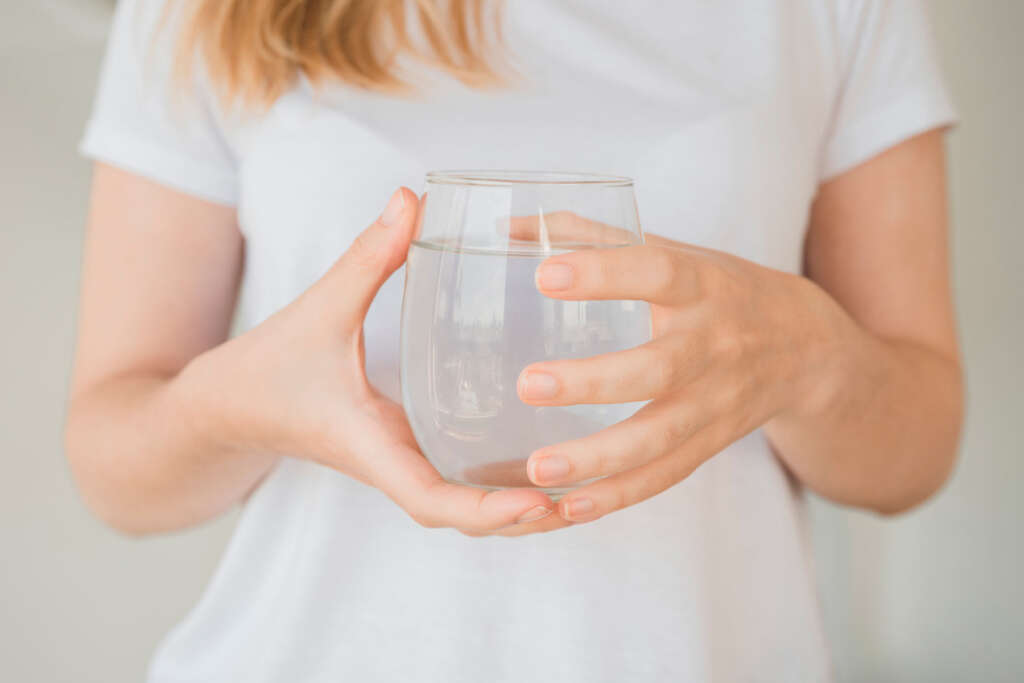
[499,213,691,253]
[517,335,707,406]
[374,440,555,533]
[555,418,739,523]
[455,507,570,537]
[535,244,705,306]
[453,461,573,536]
[491,509,574,536]
[319,187,419,323]
[525,395,712,487]
[501,211,640,247]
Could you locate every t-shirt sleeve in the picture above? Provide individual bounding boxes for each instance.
[820,0,957,181]
[80,0,238,205]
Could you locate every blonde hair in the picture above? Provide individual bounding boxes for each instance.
[175,0,507,106]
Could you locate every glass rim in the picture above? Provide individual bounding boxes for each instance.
[425,169,634,188]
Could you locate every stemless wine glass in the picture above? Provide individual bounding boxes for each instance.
[400,170,651,498]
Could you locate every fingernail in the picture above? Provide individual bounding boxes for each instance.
[536,263,574,291]
[516,505,553,524]
[531,455,570,484]
[519,372,559,400]
[379,189,405,227]
[563,497,595,520]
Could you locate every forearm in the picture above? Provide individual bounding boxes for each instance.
[65,369,278,535]
[765,300,963,514]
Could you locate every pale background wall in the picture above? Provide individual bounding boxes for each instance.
[1,2,1020,681]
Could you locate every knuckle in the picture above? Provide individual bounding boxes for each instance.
[716,378,751,413]
[548,210,575,228]
[581,366,605,401]
[696,259,726,295]
[639,465,673,499]
[347,228,386,271]
[651,417,689,454]
[702,260,749,304]
[652,424,675,454]
[716,334,743,364]
[550,211,586,242]
[648,248,679,298]
[409,509,442,529]
[594,250,617,288]
[711,323,747,364]
[647,345,678,395]
[588,447,610,476]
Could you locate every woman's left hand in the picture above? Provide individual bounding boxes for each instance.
[515,230,850,526]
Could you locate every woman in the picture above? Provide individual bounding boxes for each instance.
[68,0,963,680]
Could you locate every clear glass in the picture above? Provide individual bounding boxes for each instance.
[400,170,651,498]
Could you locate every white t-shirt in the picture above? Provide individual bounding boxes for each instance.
[82,1,955,680]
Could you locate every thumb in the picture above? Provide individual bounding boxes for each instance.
[324,187,419,324]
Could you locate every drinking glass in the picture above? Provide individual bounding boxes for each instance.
[400,171,650,498]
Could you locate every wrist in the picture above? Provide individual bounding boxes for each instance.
[779,275,860,420]
[171,346,252,458]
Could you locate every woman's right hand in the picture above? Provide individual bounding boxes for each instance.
[179,188,556,535]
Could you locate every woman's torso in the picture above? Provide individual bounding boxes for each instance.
[150,1,839,680]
